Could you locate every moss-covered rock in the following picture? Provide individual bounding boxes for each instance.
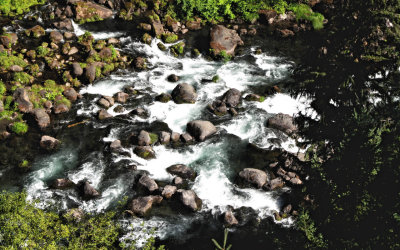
[162,33,178,43]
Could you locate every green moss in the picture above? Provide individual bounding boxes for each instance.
[19,159,30,168]
[171,42,185,56]
[162,33,178,43]
[55,97,71,108]
[0,53,28,70]
[219,50,232,63]
[13,72,32,85]
[0,0,45,16]
[29,64,40,77]
[212,75,219,83]
[0,81,6,95]
[36,43,49,57]
[288,4,325,30]
[102,63,115,74]
[12,121,28,135]
[149,133,159,144]
[142,33,152,45]
[157,42,167,51]
[259,96,265,102]
[95,66,102,78]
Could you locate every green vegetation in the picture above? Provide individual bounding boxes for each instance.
[288,4,324,30]
[19,159,30,168]
[212,75,220,83]
[11,121,28,135]
[218,50,232,63]
[0,80,6,95]
[0,53,28,70]
[149,133,159,144]
[0,0,45,16]
[211,228,232,250]
[36,43,50,57]
[162,33,178,43]
[13,72,32,85]
[170,42,185,56]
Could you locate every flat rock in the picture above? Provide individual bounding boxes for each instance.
[186,120,217,141]
[239,168,269,188]
[210,25,243,56]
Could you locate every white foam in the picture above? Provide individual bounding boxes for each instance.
[71,20,124,40]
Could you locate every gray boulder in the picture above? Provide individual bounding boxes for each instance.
[138,175,158,192]
[166,164,196,179]
[210,25,243,56]
[267,113,298,135]
[130,195,163,216]
[186,120,217,141]
[161,185,177,199]
[171,83,197,104]
[239,168,269,188]
[32,108,50,129]
[177,189,202,211]
[40,135,60,150]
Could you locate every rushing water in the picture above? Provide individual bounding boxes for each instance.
[0,19,316,248]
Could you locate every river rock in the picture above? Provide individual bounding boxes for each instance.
[52,178,75,189]
[53,19,73,31]
[0,100,3,112]
[171,132,180,142]
[0,33,18,48]
[224,210,239,226]
[50,31,63,43]
[134,57,147,70]
[13,88,33,113]
[27,25,45,38]
[110,140,122,153]
[181,133,193,143]
[137,130,151,146]
[98,97,112,108]
[265,177,284,190]
[40,135,61,150]
[63,88,78,102]
[134,146,155,159]
[177,189,202,211]
[68,47,79,55]
[166,164,196,180]
[32,108,51,129]
[162,185,177,199]
[159,131,171,144]
[9,65,23,72]
[222,88,241,107]
[152,21,164,37]
[187,120,217,141]
[267,113,298,135]
[186,18,201,30]
[239,168,269,188]
[167,74,180,82]
[210,25,244,56]
[138,174,158,193]
[78,181,100,199]
[85,63,97,83]
[54,103,69,114]
[75,1,113,22]
[130,195,163,216]
[173,176,184,186]
[98,109,112,120]
[115,92,129,103]
[65,208,84,222]
[72,62,83,76]
[171,83,197,104]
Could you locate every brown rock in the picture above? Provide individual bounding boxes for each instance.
[40,135,61,150]
[166,164,196,180]
[75,1,113,22]
[171,83,197,104]
[210,25,243,56]
[267,113,298,135]
[50,31,63,43]
[52,178,74,189]
[63,88,78,102]
[177,189,202,211]
[186,120,217,141]
[54,104,69,114]
[72,62,83,76]
[130,195,163,216]
[138,174,158,192]
[239,168,269,188]
[9,65,23,72]
[13,88,33,113]
[162,185,177,199]
[98,109,112,120]
[224,210,239,226]
[114,92,129,103]
[186,18,202,30]
[32,108,51,129]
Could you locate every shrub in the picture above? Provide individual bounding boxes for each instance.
[162,33,178,43]
[11,121,28,135]
[0,53,28,70]
[0,80,6,95]
[288,3,325,30]
[13,72,32,85]
[0,0,45,16]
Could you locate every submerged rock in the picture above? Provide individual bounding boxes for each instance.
[210,25,244,56]
[171,83,197,104]
[167,74,180,82]
[224,210,239,227]
[98,109,112,120]
[221,88,241,108]
[177,189,202,212]
[130,195,163,216]
[186,120,217,141]
[52,178,75,189]
[110,140,123,153]
[239,168,269,188]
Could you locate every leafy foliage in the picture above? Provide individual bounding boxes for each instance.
[11,121,28,135]
[0,0,45,16]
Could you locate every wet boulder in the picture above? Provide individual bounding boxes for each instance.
[85,63,97,83]
[238,168,269,188]
[98,96,113,108]
[53,19,73,31]
[54,103,69,114]
[134,146,155,159]
[72,62,83,76]
[0,33,18,48]
[222,88,241,108]
[78,180,100,199]
[162,185,177,199]
[63,88,78,102]
[152,21,164,38]
[130,195,163,216]
[13,88,33,113]
[171,83,197,104]
[134,57,147,70]
[181,133,194,143]
[98,109,112,120]
[138,174,158,193]
[32,108,51,129]
[75,1,113,22]
[186,18,202,30]
[50,31,63,43]
[265,177,284,190]
[9,65,23,72]
[114,92,129,104]
[177,189,202,212]
[167,74,180,82]
[137,130,151,146]
[110,140,123,153]
[208,100,228,116]
[166,164,196,180]
[155,93,171,103]
[186,120,217,141]
[224,210,239,227]
[27,25,45,38]
[52,178,75,189]
[171,132,181,142]
[210,25,244,57]
[159,131,171,144]
[40,135,61,151]
[267,113,298,135]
